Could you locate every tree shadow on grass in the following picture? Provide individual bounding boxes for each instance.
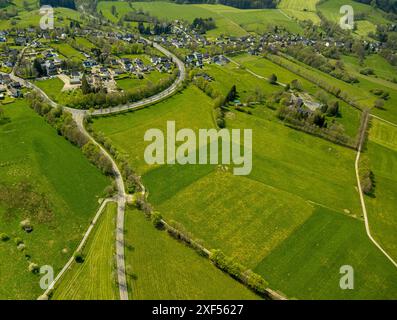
[0,117,11,126]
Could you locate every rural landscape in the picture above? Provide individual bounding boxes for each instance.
[0,0,397,302]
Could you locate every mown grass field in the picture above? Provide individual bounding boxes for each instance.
[365,119,397,262]
[124,209,260,300]
[0,100,110,299]
[278,0,321,23]
[52,202,119,300]
[89,82,397,299]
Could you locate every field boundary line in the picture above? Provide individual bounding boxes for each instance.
[355,112,397,269]
[371,114,397,128]
[278,9,292,20]
[39,198,116,299]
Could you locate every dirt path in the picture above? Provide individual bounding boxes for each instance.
[355,112,397,269]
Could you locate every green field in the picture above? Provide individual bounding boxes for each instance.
[124,209,260,300]
[278,0,321,23]
[98,1,303,35]
[318,0,389,37]
[256,206,397,299]
[365,119,397,261]
[342,54,397,84]
[89,83,397,299]
[34,77,65,102]
[116,71,166,93]
[50,43,84,61]
[52,202,119,300]
[0,6,83,30]
[0,100,110,299]
[228,54,362,138]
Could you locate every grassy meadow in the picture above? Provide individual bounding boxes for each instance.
[97,1,303,35]
[365,119,397,261]
[0,5,83,30]
[278,0,321,23]
[0,100,110,299]
[89,80,397,299]
[317,0,389,37]
[124,209,260,300]
[256,206,397,299]
[52,202,119,300]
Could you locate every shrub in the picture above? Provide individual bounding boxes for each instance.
[74,252,85,263]
[0,233,10,242]
[20,219,33,233]
[152,212,164,229]
[28,262,40,274]
[14,237,23,246]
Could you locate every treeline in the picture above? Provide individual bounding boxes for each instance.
[0,0,9,8]
[132,195,273,299]
[26,92,114,176]
[354,0,397,14]
[85,120,143,194]
[285,45,358,84]
[39,0,76,9]
[172,0,277,9]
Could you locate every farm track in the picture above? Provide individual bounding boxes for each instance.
[355,113,397,269]
[7,38,186,300]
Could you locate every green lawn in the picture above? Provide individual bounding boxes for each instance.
[34,77,65,102]
[124,209,260,300]
[0,100,110,299]
[116,71,166,93]
[365,119,397,262]
[52,202,119,300]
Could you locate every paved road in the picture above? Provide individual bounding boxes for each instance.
[7,39,186,300]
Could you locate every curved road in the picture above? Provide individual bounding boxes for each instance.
[8,39,186,300]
